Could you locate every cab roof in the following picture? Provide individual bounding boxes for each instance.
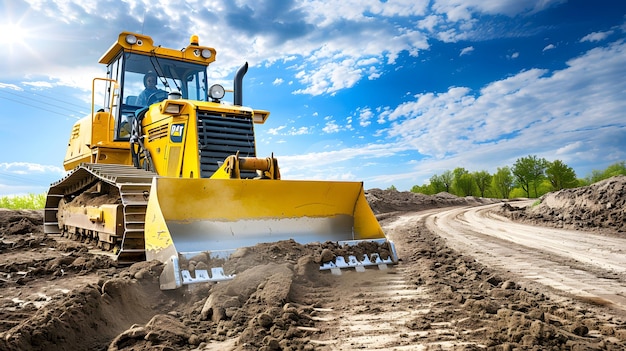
[99,32,217,66]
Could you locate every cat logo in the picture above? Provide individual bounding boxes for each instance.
[170,123,185,143]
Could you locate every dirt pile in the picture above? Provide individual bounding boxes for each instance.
[0,209,118,345]
[2,261,171,351]
[500,175,626,236]
[366,188,498,215]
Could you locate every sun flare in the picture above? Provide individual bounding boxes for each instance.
[0,22,31,46]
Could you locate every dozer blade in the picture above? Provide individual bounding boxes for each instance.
[144,177,398,289]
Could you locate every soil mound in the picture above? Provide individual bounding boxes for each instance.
[0,209,44,237]
[2,262,168,351]
[500,175,626,236]
[366,188,498,214]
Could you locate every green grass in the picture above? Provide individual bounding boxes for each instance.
[0,193,47,210]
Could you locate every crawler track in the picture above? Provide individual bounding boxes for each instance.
[44,163,157,263]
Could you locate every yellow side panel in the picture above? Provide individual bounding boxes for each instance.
[92,112,111,145]
[167,146,181,177]
[64,111,132,170]
[64,116,93,170]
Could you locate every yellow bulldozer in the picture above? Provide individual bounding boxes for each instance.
[45,32,397,289]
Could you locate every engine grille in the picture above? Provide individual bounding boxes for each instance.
[197,109,256,178]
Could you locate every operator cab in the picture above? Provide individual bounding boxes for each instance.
[106,53,210,140]
[98,32,217,142]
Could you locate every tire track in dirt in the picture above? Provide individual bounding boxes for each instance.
[307,266,480,351]
[426,203,626,311]
[305,212,481,350]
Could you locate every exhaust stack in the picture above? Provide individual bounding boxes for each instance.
[234,62,248,106]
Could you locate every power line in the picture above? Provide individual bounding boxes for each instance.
[0,89,85,113]
[0,170,59,186]
[0,89,87,117]
[0,94,83,119]
[25,89,89,110]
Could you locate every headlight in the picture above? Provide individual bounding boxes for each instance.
[201,49,212,59]
[161,102,183,114]
[209,84,225,100]
[125,34,138,45]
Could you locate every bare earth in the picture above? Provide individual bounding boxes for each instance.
[0,176,625,350]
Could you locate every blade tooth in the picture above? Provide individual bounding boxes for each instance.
[335,256,349,268]
[347,255,360,265]
[210,267,234,281]
[361,255,373,265]
[180,267,235,284]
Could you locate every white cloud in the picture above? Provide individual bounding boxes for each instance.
[267,124,312,136]
[366,66,382,80]
[418,15,442,32]
[322,121,340,133]
[543,44,556,51]
[0,162,66,196]
[293,59,363,95]
[272,78,284,85]
[358,107,374,127]
[432,0,566,19]
[556,141,584,155]
[278,143,407,180]
[0,83,22,90]
[357,57,379,66]
[460,46,474,56]
[0,162,64,175]
[287,126,311,135]
[580,30,614,43]
[268,125,286,135]
[22,81,55,89]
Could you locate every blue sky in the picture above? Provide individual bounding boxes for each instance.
[0,0,625,195]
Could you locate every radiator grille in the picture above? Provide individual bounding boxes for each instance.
[197,109,256,178]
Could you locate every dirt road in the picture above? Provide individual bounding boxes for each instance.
[426,203,626,311]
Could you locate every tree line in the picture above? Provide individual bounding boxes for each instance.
[403,157,626,199]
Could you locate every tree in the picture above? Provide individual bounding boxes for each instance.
[411,184,435,195]
[587,161,626,183]
[453,167,475,196]
[441,170,453,193]
[429,174,446,193]
[473,170,492,197]
[387,185,398,191]
[512,155,547,197]
[604,161,626,177]
[493,166,514,199]
[546,160,577,190]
